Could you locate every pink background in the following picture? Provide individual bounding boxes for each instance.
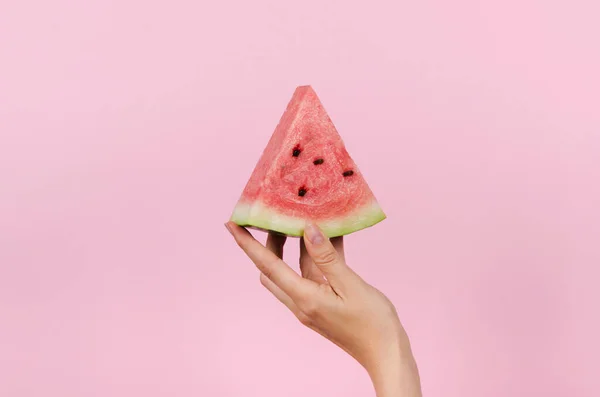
[1,1,599,396]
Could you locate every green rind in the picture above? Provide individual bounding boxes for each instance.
[230,200,386,238]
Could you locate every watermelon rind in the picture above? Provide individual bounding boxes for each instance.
[230,199,386,238]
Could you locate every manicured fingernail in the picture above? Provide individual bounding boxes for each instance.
[224,222,233,235]
[305,223,324,245]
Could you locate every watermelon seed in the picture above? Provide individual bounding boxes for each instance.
[313,158,324,165]
[298,187,307,197]
[292,146,301,157]
[343,170,354,177]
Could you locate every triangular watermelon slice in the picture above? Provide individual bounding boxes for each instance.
[230,85,386,237]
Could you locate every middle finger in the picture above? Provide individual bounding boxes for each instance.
[300,237,327,284]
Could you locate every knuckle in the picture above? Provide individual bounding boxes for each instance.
[259,273,269,286]
[297,313,313,327]
[257,258,279,280]
[317,249,338,266]
[259,266,273,281]
[298,297,321,317]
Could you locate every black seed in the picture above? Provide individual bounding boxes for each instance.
[313,158,324,165]
[298,188,307,197]
[292,146,301,157]
[342,170,354,177]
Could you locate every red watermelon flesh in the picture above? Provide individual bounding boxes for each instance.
[230,85,386,237]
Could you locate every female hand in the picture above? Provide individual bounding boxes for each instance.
[225,221,422,397]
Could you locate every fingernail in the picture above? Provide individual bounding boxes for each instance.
[305,223,324,245]
[224,222,233,235]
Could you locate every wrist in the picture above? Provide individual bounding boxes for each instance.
[367,338,422,397]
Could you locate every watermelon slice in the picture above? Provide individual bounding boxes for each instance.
[230,85,386,237]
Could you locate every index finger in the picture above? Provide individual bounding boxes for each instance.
[226,222,316,300]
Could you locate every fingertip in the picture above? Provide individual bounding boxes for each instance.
[304,222,325,246]
[226,222,255,247]
[331,235,344,249]
[268,231,287,243]
[266,231,287,258]
[224,222,233,235]
[266,232,287,249]
[226,222,249,235]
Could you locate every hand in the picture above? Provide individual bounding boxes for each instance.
[225,221,422,397]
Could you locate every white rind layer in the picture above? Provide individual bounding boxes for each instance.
[230,200,386,237]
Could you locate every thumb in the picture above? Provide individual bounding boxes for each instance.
[303,223,352,295]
